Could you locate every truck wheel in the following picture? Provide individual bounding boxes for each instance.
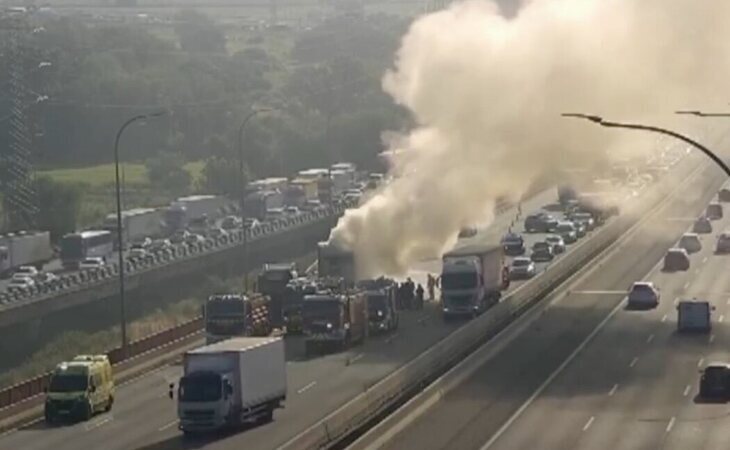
[104,395,114,412]
[44,409,54,425]
[259,406,274,424]
[82,402,93,421]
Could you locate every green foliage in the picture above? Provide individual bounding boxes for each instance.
[174,10,227,54]
[34,176,82,240]
[198,156,245,197]
[145,151,192,192]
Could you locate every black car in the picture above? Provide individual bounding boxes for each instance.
[719,188,730,202]
[693,217,713,234]
[699,363,730,399]
[717,233,730,254]
[706,202,724,220]
[502,232,526,255]
[663,248,690,271]
[530,241,554,262]
[524,212,558,233]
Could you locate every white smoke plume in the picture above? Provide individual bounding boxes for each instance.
[329,0,730,277]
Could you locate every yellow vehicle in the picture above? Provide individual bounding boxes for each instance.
[44,355,114,423]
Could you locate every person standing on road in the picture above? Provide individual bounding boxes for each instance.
[427,274,435,300]
[416,284,425,310]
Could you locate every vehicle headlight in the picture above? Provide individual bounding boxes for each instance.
[443,307,450,312]
[326,323,333,329]
[377,310,384,317]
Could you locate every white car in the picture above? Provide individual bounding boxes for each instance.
[128,247,149,259]
[628,281,660,308]
[79,257,105,270]
[13,265,39,278]
[510,257,536,279]
[7,276,35,292]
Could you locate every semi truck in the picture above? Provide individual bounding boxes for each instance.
[173,337,287,433]
[203,294,271,345]
[317,241,356,285]
[441,243,509,319]
[302,282,368,355]
[257,263,298,328]
[103,208,163,249]
[0,231,53,276]
[677,299,714,333]
[164,195,231,233]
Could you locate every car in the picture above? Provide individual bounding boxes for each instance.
[545,234,566,254]
[706,202,723,220]
[7,276,35,292]
[128,247,149,258]
[37,272,58,283]
[170,230,190,244]
[571,212,596,231]
[184,233,205,245]
[510,257,536,279]
[531,241,554,262]
[149,239,172,253]
[693,216,713,234]
[302,200,323,211]
[524,212,558,233]
[719,188,730,202]
[131,237,152,249]
[14,265,39,278]
[79,257,105,270]
[266,208,286,220]
[458,227,477,238]
[627,281,660,309]
[221,216,241,230]
[699,363,730,399]
[208,227,228,239]
[678,233,702,254]
[555,221,578,244]
[716,232,730,254]
[501,232,526,255]
[571,220,587,238]
[663,248,690,271]
[284,206,301,215]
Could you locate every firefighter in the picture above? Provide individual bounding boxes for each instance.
[405,277,415,310]
[427,274,435,301]
[416,284,425,310]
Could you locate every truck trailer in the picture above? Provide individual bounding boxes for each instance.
[174,337,287,434]
[103,208,163,249]
[441,243,509,319]
[317,241,356,285]
[165,195,231,233]
[0,231,53,276]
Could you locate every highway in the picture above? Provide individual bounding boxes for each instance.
[0,186,582,450]
[373,157,727,449]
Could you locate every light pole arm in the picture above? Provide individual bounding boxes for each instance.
[598,120,730,178]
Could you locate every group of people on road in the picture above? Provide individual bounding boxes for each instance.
[395,274,441,310]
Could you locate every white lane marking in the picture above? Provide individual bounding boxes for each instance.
[698,358,705,368]
[726,298,730,306]
[646,334,655,344]
[158,420,178,432]
[662,314,668,323]
[349,353,365,364]
[720,315,725,323]
[710,334,715,344]
[571,290,626,295]
[666,416,676,433]
[479,296,627,450]
[0,428,18,439]
[683,385,692,397]
[297,381,317,394]
[703,256,708,263]
[385,333,399,344]
[84,416,113,432]
[684,281,690,290]
[608,383,619,396]
[582,416,595,432]
[629,356,639,368]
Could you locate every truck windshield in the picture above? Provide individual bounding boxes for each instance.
[179,374,222,402]
[441,272,478,290]
[367,294,388,312]
[207,300,245,316]
[49,374,88,393]
[303,300,341,321]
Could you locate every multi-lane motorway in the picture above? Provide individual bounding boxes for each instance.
[374,157,728,450]
[0,186,581,450]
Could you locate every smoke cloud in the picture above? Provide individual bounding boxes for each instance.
[329,0,730,277]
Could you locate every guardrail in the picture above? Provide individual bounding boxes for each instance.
[279,151,713,450]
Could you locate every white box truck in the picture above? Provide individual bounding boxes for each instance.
[103,208,163,248]
[165,195,231,233]
[677,299,714,332]
[173,337,286,434]
[0,231,53,276]
[441,243,509,319]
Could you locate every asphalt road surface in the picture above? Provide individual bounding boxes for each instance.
[376,156,726,450]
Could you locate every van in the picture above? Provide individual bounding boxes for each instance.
[44,355,114,423]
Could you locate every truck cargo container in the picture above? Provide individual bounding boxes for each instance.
[441,243,509,319]
[248,177,288,194]
[103,208,163,249]
[677,299,714,333]
[302,283,368,355]
[289,178,319,201]
[164,195,231,233]
[244,190,284,221]
[173,337,286,433]
[0,231,53,276]
[317,241,356,285]
[203,294,271,345]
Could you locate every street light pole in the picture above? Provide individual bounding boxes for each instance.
[562,113,730,178]
[114,111,165,357]
[237,108,273,293]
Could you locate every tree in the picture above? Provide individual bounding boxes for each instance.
[174,11,227,54]
[34,177,82,241]
[145,152,191,193]
[198,156,247,197]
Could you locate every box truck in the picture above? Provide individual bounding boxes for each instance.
[164,195,231,233]
[317,241,356,285]
[172,337,286,434]
[441,243,509,319]
[0,231,53,276]
[103,208,163,249]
